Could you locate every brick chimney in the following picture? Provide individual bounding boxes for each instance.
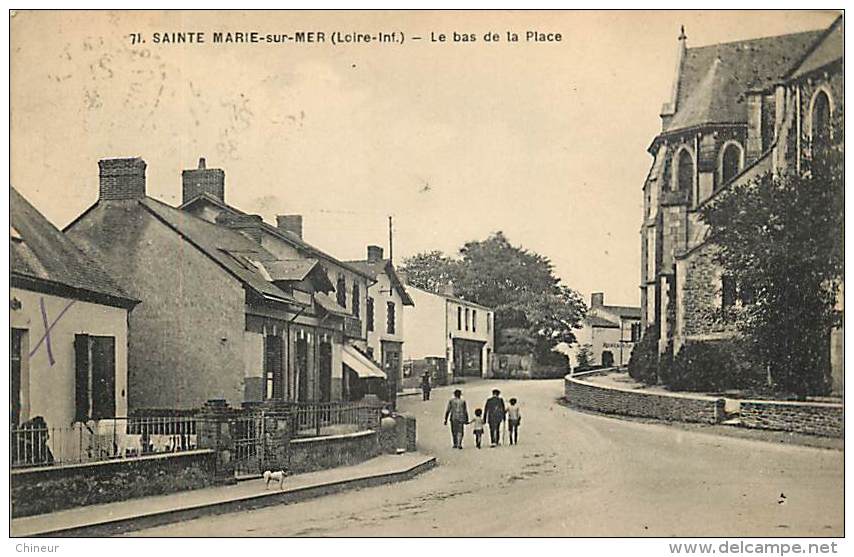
[367,245,384,262]
[591,292,604,307]
[182,157,225,204]
[220,213,264,243]
[276,215,303,239]
[99,157,146,201]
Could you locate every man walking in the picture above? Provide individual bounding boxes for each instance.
[443,389,469,449]
[421,372,432,401]
[483,389,506,447]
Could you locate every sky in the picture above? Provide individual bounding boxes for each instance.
[10,10,838,307]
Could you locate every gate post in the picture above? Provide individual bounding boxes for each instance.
[197,399,236,485]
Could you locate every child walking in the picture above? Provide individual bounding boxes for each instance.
[507,398,521,445]
[470,409,485,449]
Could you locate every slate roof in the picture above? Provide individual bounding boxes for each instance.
[261,259,335,292]
[787,17,843,80]
[586,315,620,329]
[10,186,136,308]
[599,304,642,320]
[664,29,824,133]
[139,198,300,305]
[314,291,351,317]
[344,258,415,306]
[180,193,374,281]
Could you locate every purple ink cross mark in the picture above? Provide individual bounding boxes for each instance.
[28,297,76,366]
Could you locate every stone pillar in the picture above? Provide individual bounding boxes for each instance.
[403,415,417,452]
[196,399,236,485]
[378,413,397,454]
[263,412,292,470]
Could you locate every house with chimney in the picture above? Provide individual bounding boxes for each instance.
[345,245,415,402]
[177,158,382,401]
[11,186,137,463]
[65,157,384,411]
[571,293,641,369]
[403,284,494,386]
[640,18,843,393]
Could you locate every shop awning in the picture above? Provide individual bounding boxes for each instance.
[342,344,386,379]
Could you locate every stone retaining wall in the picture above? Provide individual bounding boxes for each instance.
[564,375,725,424]
[288,430,381,474]
[10,449,217,518]
[739,400,843,437]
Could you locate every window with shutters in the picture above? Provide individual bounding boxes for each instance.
[631,322,642,343]
[336,274,347,308]
[264,334,284,400]
[352,283,360,317]
[74,334,116,421]
[11,328,26,427]
[366,297,375,332]
[387,301,396,335]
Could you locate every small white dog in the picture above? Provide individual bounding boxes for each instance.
[263,469,290,490]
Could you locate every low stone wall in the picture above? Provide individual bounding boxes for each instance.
[10,449,216,518]
[288,430,380,474]
[564,375,725,424]
[739,400,843,437]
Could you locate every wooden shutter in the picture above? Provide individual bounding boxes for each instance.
[265,334,283,400]
[74,334,91,422]
[91,336,116,419]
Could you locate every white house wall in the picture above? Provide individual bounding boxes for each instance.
[10,287,129,429]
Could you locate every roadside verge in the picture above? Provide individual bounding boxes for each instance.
[12,453,437,537]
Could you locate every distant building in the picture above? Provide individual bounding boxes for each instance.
[66,157,383,411]
[640,18,843,392]
[403,284,494,385]
[11,186,137,439]
[571,293,641,368]
[345,246,415,402]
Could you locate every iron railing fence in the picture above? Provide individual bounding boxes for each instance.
[290,401,381,438]
[10,415,199,469]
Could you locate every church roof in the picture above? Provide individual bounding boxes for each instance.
[664,29,824,134]
[786,17,843,80]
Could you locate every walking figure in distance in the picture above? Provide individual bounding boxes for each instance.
[443,389,469,449]
[421,372,432,401]
[470,408,485,449]
[507,398,521,445]
[483,389,506,447]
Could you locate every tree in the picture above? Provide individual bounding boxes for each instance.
[401,232,587,359]
[397,250,460,294]
[575,344,594,371]
[699,148,843,398]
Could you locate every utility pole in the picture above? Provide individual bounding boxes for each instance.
[388,215,394,264]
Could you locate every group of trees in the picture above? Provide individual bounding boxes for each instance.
[631,146,842,398]
[698,148,843,398]
[400,232,587,363]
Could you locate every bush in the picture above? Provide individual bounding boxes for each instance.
[664,340,763,392]
[628,326,659,385]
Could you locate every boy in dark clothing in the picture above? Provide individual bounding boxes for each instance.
[483,389,506,447]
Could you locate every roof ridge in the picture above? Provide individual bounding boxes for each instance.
[686,28,824,52]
